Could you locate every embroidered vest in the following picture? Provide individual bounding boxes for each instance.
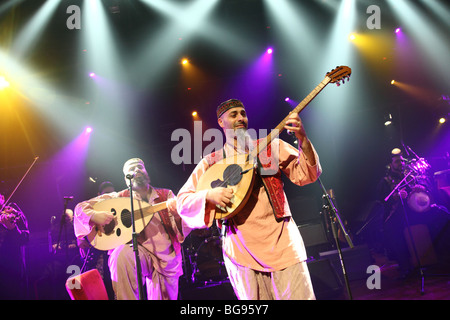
[205,140,289,219]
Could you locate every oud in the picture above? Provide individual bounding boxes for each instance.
[196,66,351,220]
[87,197,168,251]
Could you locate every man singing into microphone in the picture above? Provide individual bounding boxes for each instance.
[74,158,190,300]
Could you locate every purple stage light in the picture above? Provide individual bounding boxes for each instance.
[89,72,96,78]
[85,127,92,134]
[267,48,273,54]
[395,27,401,34]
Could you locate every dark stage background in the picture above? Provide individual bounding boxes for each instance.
[0,0,449,299]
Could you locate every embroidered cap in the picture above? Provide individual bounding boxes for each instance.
[216,99,245,119]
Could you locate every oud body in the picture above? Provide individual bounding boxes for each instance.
[196,154,256,220]
[87,197,167,251]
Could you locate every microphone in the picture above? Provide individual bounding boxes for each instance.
[64,196,74,201]
[126,173,135,180]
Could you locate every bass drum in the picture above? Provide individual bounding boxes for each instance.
[192,234,227,285]
[407,185,432,213]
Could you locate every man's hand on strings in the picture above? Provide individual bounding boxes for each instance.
[206,188,234,208]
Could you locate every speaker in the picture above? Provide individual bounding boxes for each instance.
[298,222,328,247]
[307,259,343,300]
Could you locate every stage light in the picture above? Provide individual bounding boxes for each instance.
[395,27,401,34]
[85,127,92,134]
[0,76,10,90]
[285,97,290,102]
[263,0,320,65]
[267,48,273,54]
[349,34,356,41]
[391,80,396,85]
[192,111,198,117]
[439,118,446,124]
[136,0,223,84]
[384,113,393,126]
[182,58,189,65]
[80,0,124,84]
[387,0,449,83]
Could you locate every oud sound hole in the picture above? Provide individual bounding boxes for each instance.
[121,209,132,228]
[103,208,116,235]
[210,164,243,188]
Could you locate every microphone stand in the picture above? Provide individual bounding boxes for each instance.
[399,193,426,295]
[384,171,426,295]
[127,175,145,300]
[318,177,354,300]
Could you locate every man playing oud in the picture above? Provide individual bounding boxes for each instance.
[176,99,322,300]
[74,158,189,300]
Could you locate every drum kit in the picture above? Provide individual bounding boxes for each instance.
[181,226,228,287]
[400,154,449,214]
[404,157,434,213]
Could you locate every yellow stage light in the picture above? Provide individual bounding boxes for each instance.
[0,76,10,90]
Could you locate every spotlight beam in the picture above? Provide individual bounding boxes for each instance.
[263,0,320,60]
[321,0,357,68]
[134,0,228,85]
[386,0,450,86]
[81,0,124,79]
[11,0,60,59]
[0,0,26,17]
[419,0,450,28]
[0,48,87,139]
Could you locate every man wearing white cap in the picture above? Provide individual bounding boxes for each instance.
[74,158,189,300]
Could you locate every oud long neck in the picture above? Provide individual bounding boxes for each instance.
[250,76,331,159]
[138,201,168,217]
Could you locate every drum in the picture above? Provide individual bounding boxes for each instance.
[407,186,432,213]
[192,235,227,285]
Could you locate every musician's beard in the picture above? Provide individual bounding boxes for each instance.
[132,174,151,190]
[234,128,254,154]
